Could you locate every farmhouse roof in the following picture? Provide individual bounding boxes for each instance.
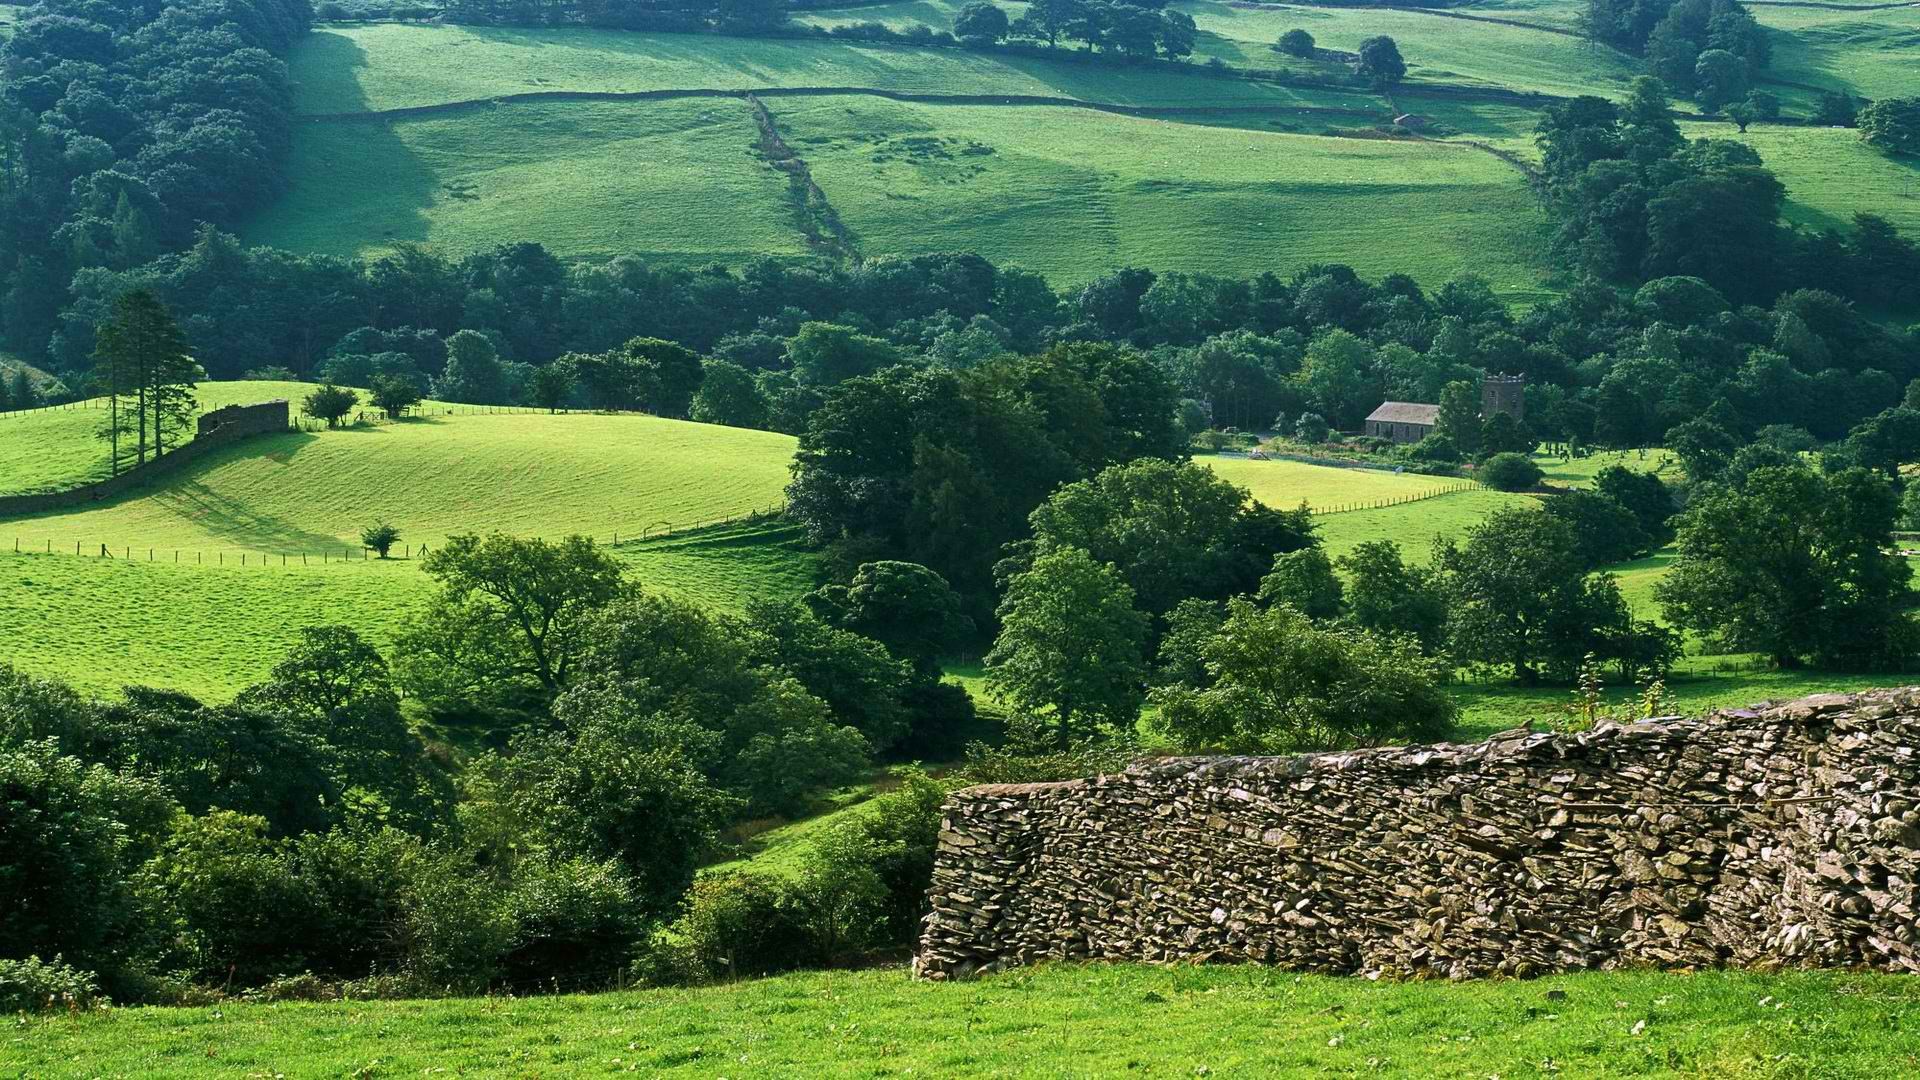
[1366,401,1440,425]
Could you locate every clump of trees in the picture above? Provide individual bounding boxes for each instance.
[91,290,198,472]
[1859,98,1920,157]
[1583,0,1769,110]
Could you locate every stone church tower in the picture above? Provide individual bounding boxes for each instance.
[1482,374,1525,421]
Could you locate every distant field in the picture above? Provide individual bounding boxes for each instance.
[18,964,1919,1076]
[0,520,818,699]
[290,25,1383,114]
[776,95,1554,294]
[1170,0,1647,99]
[1314,488,1540,563]
[1756,5,1920,103]
[1,388,795,554]
[1203,455,1468,510]
[0,387,809,696]
[248,99,808,262]
[1680,121,1920,236]
[0,382,348,496]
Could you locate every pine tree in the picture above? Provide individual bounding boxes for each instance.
[92,290,195,469]
[9,368,37,410]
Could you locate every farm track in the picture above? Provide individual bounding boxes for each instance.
[302,86,1390,123]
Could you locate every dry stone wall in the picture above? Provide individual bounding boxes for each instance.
[916,690,1920,979]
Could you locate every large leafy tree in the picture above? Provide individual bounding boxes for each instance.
[986,546,1149,744]
[1151,599,1454,753]
[1437,506,1630,682]
[1657,464,1915,668]
[401,534,628,701]
[1027,458,1313,620]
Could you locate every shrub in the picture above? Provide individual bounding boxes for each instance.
[0,956,105,1013]
[361,521,400,557]
[502,857,648,992]
[1859,97,1919,156]
[1151,600,1455,753]
[636,873,813,985]
[1277,29,1314,57]
[1293,412,1330,443]
[1478,451,1543,491]
[1404,433,1461,463]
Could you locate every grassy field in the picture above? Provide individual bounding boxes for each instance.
[1,388,796,554]
[17,964,1919,1076]
[1314,488,1540,563]
[0,385,813,696]
[1204,454,1472,510]
[248,99,810,263]
[776,94,1553,294]
[290,24,1382,115]
[0,382,356,496]
[1679,120,1920,236]
[1171,0,1646,100]
[0,519,818,700]
[1756,5,1920,104]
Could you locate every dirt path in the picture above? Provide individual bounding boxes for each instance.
[744,93,861,264]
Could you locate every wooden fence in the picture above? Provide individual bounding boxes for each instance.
[1306,481,1480,516]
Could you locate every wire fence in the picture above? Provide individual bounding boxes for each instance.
[0,396,107,419]
[7,504,793,569]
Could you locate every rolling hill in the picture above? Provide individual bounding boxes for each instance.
[0,382,812,696]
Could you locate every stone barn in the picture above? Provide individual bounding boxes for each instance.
[1363,401,1440,444]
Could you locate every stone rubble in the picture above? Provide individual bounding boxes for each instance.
[915,690,1920,980]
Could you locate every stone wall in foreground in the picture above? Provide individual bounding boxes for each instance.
[915,691,1920,979]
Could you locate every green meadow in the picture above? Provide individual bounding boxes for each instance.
[247,99,809,263]
[1170,0,1646,100]
[1755,5,1920,103]
[1203,454,1471,510]
[1682,120,1920,236]
[1,385,796,554]
[290,24,1380,115]
[775,95,1553,293]
[16,964,1919,1076]
[0,382,356,496]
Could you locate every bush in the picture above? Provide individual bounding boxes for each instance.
[1277,29,1314,57]
[1151,599,1455,753]
[502,857,648,991]
[1478,451,1544,491]
[0,956,104,1013]
[636,873,813,986]
[1859,97,1919,156]
[1404,433,1461,463]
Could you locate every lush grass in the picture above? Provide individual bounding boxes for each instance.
[1675,120,1920,237]
[704,773,894,879]
[1537,446,1680,488]
[1756,6,1920,104]
[1204,454,1471,511]
[776,94,1553,294]
[1170,0,1647,100]
[2,389,796,554]
[1314,487,1540,563]
[0,520,817,700]
[0,390,811,697]
[291,24,1382,114]
[0,381,358,496]
[17,964,1919,1076]
[1449,664,1914,742]
[247,99,809,263]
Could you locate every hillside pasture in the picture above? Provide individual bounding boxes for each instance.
[0,392,796,554]
[1203,454,1466,511]
[1679,120,1920,237]
[249,100,809,263]
[1313,487,1540,563]
[290,24,1384,115]
[775,95,1554,293]
[1167,0,1648,100]
[0,519,817,699]
[0,382,365,496]
[1755,5,1920,104]
[16,964,1918,1076]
